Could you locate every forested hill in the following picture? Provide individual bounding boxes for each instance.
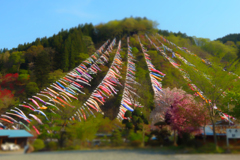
[216,33,240,44]
[0,16,240,118]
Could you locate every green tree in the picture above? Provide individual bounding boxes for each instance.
[0,51,10,74]
[25,82,39,97]
[131,47,139,54]
[0,96,15,111]
[62,29,87,71]
[34,50,50,88]
[182,53,240,149]
[66,114,101,147]
[111,129,123,146]
[9,51,25,72]
[62,40,70,71]
[25,45,44,62]
[18,69,30,85]
[82,36,96,54]
[34,102,78,148]
[123,108,148,132]
[128,130,149,147]
[223,90,240,120]
[155,33,240,148]
[75,53,89,66]
[48,69,65,83]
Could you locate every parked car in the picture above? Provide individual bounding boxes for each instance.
[1,144,9,151]
[8,143,20,150]
[1,143,20,151]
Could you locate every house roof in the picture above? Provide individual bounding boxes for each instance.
[0,130,33,138]
[199,125,240,136]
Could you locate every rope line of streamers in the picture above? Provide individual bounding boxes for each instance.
[0,39,118,133]
[117,37,143,120]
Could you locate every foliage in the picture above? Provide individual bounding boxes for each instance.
[94,17,158,42]
[75,53,89,66]
[34,50,50,88]
[223,90,240,120]
[65,113,122,148]
[25,82,39,97]
[33,105,79,148]
[128,131,143,141]
[111,129,123,146]
[201,40,237,62]
[128,130,148,147]
[131,47,139,54]
[169,102,208,135]
[165,33,238,64]
[150,128,171,145]
[150,87,209,135]
[33,139,45,151]
[0,73,18,111]
[46,141,58,150]
[123,108,148,132]
[82,36,96,54]
[0,91,15,111]
[216,33,240,44]
[161,33,240,148]
[48,69,65,83]
[0,73,19,85]
[66,115,100,141]
[18,73,29,85]
[8,51,25,73]
[1,18,240,150]
[177,132,200,147]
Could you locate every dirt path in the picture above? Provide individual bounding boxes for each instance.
[0,149,240,160]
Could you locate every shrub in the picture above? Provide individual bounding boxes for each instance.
[47,141,58,150]
[33,139,45,151]
[132,47,139,54]
[111,129,123,146]
[131,140,142,147]
[128,131,148,147]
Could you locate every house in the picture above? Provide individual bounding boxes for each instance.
[195,124,240,146]
[201,124,240,136]
[0,130,33,148]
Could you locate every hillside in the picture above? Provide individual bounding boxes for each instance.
[0,18,240,143]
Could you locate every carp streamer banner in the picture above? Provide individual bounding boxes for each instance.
[71,40,124,122]
[117,37,143,120]
[138,36,166,120]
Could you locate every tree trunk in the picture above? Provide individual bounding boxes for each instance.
[203,125,206,144]
[142,126,145,147]
[17,64,20,73]
[212,121,218,150]
[173,130,177,146]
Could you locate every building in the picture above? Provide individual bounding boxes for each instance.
[0,130,33,148]
[196,124,240,146]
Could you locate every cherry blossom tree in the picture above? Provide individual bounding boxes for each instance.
[150,87,209,145]
[150,87,192,125]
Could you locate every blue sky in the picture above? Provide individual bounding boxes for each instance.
[0,0,239,49]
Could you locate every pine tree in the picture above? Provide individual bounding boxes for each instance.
[34,50,50,88]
